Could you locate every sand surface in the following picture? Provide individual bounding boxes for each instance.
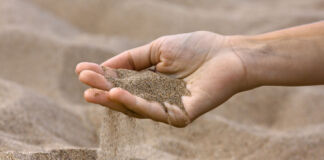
[0,0,324,159]
[103,68,190,115]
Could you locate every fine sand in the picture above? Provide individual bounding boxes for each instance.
[102,67,190,115]
[0,0,324,159]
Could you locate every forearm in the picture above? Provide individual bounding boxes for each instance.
[231,21,324,87]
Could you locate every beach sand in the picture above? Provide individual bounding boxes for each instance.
[0,0,324,159]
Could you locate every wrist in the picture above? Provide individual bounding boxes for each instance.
[228,35,268,88]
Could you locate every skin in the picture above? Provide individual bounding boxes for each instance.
[76,21,324,127]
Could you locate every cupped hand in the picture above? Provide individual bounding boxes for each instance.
[76,31,248,127]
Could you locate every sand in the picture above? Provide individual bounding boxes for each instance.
[100,67,191,159]
[0,0,324,159]
[98,110,138,160]
[102,67,190,116]
[0,149,97,160]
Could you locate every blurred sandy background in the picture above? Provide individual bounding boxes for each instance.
[0,0,323,159]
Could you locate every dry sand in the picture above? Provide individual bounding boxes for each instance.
[0,0,324,159]
[102,67,190,115]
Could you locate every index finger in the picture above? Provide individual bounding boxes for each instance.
[101,40,162,70]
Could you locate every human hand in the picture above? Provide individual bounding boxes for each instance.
[76,31,248,127]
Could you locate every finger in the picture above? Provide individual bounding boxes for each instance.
[84,88,127,113]
[84,88,144,118]
[79,70,113,90]
[76,62,103,75]
[101,39,163,70]
[108,88,169,123]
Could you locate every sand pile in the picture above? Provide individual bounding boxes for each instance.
[0,0,324,159]
[0,79,97,159]
[103,67,190,116]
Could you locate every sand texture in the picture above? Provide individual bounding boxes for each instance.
[0,149,97,160]
[103,67,190,115]
[0,0,324,159]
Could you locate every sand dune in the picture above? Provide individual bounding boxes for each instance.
[0,79,96,151]
[0,0,323,159]
[30,0,324,40]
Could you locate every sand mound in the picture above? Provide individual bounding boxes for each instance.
[97,105,324,159]
[218,86,324,131]
[0,0,323,159]
[0,79,96,152]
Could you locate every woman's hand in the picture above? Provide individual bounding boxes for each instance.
[76,22,324,127]
[76,31,248,127]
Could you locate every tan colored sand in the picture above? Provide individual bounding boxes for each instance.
[99,68,191,159]
[0,149,97,160]
[103,67,190,115]
[30,0,324,41]
[0,0,324,159]
[98,110,139,160]
[0,79,97,151]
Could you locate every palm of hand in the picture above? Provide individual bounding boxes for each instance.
[76,31,246,127]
